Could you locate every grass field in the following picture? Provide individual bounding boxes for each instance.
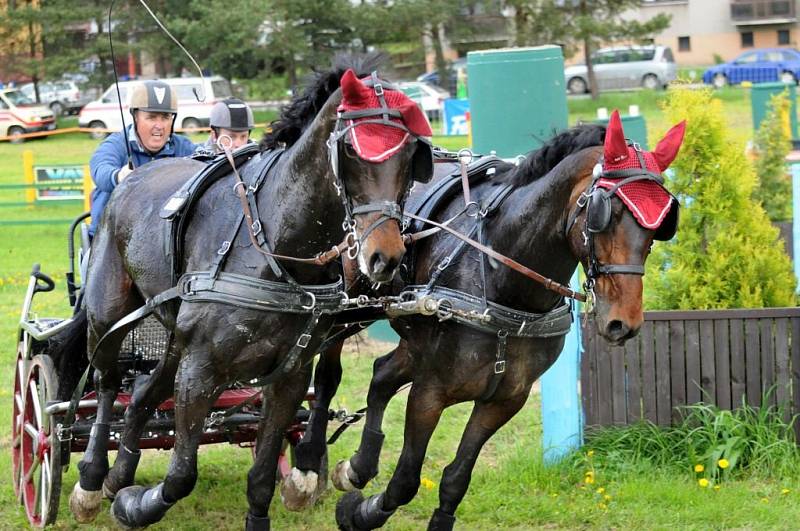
[2,89,800,529]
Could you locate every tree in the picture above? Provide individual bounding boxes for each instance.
[509,0,670,99]
[644,87,796,310]
[753,92,792,222]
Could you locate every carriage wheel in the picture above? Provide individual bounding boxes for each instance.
[20,355,62,528]
[12,346,26,501]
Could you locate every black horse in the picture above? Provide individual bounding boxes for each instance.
[300,113,684,530]
[65,55,432,530]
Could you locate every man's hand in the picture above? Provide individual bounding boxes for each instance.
[117,165,133,183]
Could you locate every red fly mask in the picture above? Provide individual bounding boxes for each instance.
[328,69,434,183]
[587,110,685,241]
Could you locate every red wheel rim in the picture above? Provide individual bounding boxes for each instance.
[11,349,25,500]
[20,357,60,528]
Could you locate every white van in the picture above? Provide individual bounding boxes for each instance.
[78,76,233,138]
[0,89,56,142]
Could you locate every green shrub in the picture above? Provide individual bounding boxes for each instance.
[753,92,792,221]
[644,87,797,309]
[235,75,290,101]
[576,397,800,482]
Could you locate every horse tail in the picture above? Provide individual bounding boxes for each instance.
[40,307,90,401]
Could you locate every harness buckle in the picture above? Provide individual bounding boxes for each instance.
[296,333,312,349]
[465,201,480,217]
[373,83,384,97]
[301,291,317,311]
[217,240,231,255]
[494,360,506,374]
[436,256,452,271]
[251,219,262,236]
[576,192,589,208]
[205,411,225,429]
[57,423,73,443]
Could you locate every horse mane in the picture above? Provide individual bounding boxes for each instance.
[260,52,388,150]
[498,123,606,187]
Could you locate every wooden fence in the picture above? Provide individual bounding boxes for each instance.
[581,308,800,439]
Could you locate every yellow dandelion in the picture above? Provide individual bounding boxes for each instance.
[584,475,595,485]
[420,478,435,490]
[698,478,709,488]
[782,488,790,495]
[596,487,605,494]
[713,485,721,491]
[587,450,595,457]
[694,464,704,473]
[550,493,558,498]
[604,494,612,502]
[761,497,769,503]
[597,503,607,511]
[718,458,730,469]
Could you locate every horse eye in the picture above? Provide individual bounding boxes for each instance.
[343,142,357,157]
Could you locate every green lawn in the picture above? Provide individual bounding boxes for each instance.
[2,89,800,529]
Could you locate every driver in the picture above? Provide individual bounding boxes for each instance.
[194,97,255,157]
[88,80,197,237]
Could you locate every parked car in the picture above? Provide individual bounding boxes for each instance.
[702,48,800,88]
[0,88,56,142]
[19,80,89,116]
[78,76,233,139]
[396,81,450,121]
[417,58,466,95]
[564,45,677,95]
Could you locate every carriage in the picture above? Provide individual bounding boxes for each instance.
[9,213,345,528]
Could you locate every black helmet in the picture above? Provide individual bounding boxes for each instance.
[210,98,254,131]
[130,80,178,114]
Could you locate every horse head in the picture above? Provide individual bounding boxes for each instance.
[569,110,685,344]
[331,69,434,283]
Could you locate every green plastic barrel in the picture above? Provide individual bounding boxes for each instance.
[751,81,797,139]
[467,46,568,157]
[596,114,648,150]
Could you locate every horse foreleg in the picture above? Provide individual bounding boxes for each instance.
[430,394,529,531]
[336,383,444,531]
[333,340,412,492]
[282,341,343,511]
[103,338,181,498]
[110,352,221,528]
[248,362,314,529]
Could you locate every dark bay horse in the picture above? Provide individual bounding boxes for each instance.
[326,113,686,530]
[66,56,432,530]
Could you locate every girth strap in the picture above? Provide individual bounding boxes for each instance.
[481,330,508,401]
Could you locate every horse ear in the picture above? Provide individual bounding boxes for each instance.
[604,110,628,163]
[653,120,687,171]
[340,69,366,105]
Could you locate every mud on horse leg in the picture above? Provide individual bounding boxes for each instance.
[333,342,412,492]
[248,362,314,529]
[110,354,221,528]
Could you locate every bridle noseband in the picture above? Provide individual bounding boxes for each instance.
[565,142,668,293]
[327,72,431,259]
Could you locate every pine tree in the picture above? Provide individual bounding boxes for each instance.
[644,87,797,310]
[753,92,792,222]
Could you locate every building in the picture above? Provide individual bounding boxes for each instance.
[640,0,799,65]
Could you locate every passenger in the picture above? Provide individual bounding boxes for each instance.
[88,80,197,237]
[194,97,255,157]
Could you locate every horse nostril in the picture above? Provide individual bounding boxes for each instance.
[369,252,399,276]
[605,319,630,341]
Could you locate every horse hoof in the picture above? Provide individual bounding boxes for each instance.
[69,483,104,523]
[111,483,173,529]
[103,480,117,500]
[332,459,358,492]
[335,490,365,531]
[280,468,322,511]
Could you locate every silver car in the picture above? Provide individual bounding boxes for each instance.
[564,45,677,95]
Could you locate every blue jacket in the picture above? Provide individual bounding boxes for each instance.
[89,125,197,236]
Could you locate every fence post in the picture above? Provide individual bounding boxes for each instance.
[83,164,93,215]
[541,272,583,463]
[23,150,35,204]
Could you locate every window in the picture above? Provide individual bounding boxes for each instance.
[778,29,791,45]
[741,31,754,48]
[102,87,127,104]
[174,84,202,101]
[734,52,760,64]
[678,36,691,52]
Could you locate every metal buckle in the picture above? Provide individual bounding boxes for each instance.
[296,333,312,349]
[205,411,225,429]
[251,219,262,236]
[465,201,480,217]
[301,291,317,311]
[494,360,506,374]
[57,423,73,442]
[576,192,589,208]
[217,241,231,255]
[436,256,451,271]
[374,83,384,97]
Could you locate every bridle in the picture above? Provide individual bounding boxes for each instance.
[326,72,432,259]
[565,141,673,297]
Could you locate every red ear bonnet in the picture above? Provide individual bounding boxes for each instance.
[340,69,366,106]
[603,110,629,164]
[652,120,686,171]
